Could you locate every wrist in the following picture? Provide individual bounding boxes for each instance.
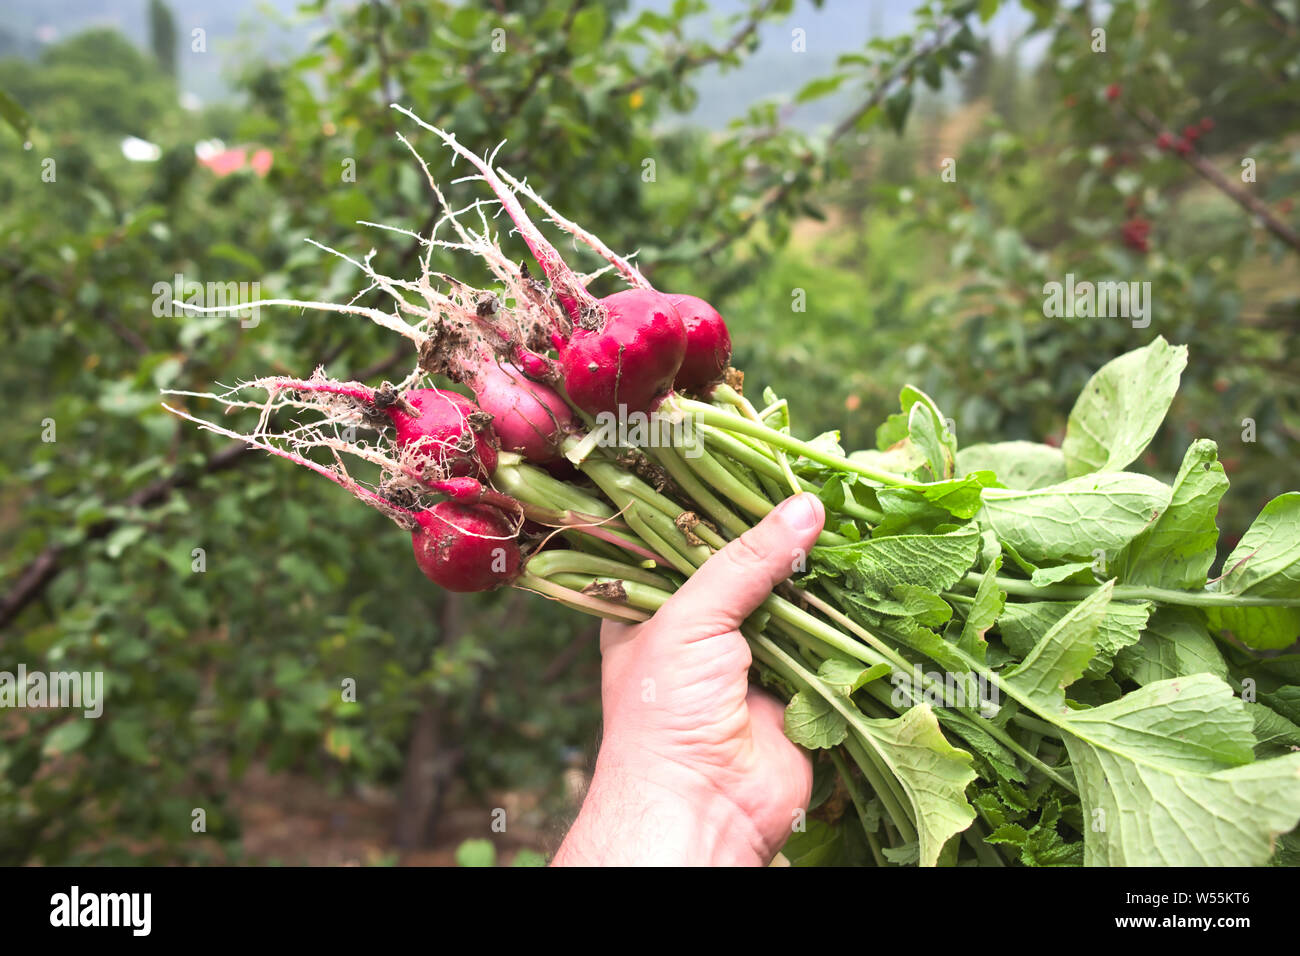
[553,746,769,867]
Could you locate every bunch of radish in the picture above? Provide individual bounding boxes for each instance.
[164,109,1300,868]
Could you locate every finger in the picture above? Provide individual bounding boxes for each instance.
[655,493,824,638]
[747,686,813,802]
[598,618,636,653]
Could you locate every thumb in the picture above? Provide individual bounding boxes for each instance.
[655,493,824,638]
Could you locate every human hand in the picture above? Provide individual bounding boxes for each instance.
[552,493,825,866]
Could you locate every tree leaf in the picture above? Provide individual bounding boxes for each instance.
[0,88,32,138]
[978,472,1171,563]
[109,718,154,764]
[454,838,496,867]
[1062,336,1187,476]
[569,5,608,54]
[43,720,93,757]
[885,85,913,133]
[795,73,846,103]
[1112,439,1228,589]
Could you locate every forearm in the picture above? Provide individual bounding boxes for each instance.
[552,753,769,867]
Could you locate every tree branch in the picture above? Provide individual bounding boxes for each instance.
[1123,103,1300,255]
[506,0,586,116]
[0,340,412,633]
[0,442,249,631]
[610,0,781,97]
[700,17,961,259]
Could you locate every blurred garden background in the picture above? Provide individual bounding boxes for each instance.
[1,0,1297,865]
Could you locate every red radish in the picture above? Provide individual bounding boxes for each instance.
[263,377,498,479]
[384,388,498,478]
[487,171,733,397]
[667,294,732,392]
[513,346,560,384]
[467,358,573,464]
[560,288,686,416]
[411,502,521,592]
[427,476,523,515]
[397,111,689,416]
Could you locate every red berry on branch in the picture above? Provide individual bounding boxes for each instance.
[1182,124,1200,141]
[1156,132,1173,149]
[1121,217,1151,253]
[1174,137,1193,155]
[1105,83,1122,101]
[1200,117,1215,131]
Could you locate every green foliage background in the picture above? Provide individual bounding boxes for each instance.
[1,0,1296,864]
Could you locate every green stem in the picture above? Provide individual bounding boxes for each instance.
[749,634,916,843]
[762,594,892,670]
[496,462,664,563]
[698,424,883,524]
[681,443,851,546]
[649,444,751,538]
[581,458,727,550]
[797,584,1078,793]
[828,748,887,867]
[963,573,1300,608]
[964,820,1006,867]
[756,398,789,424]
[713,383,802,496]
[683,442,778,518]
[673,396,926,491]
[624,507,705,576]
[494,460,611,517]
[1011,714,1063,739]
[515,572,648,623]
[524,551,676,591]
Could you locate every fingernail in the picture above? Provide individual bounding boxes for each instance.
[777,493,821,532]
